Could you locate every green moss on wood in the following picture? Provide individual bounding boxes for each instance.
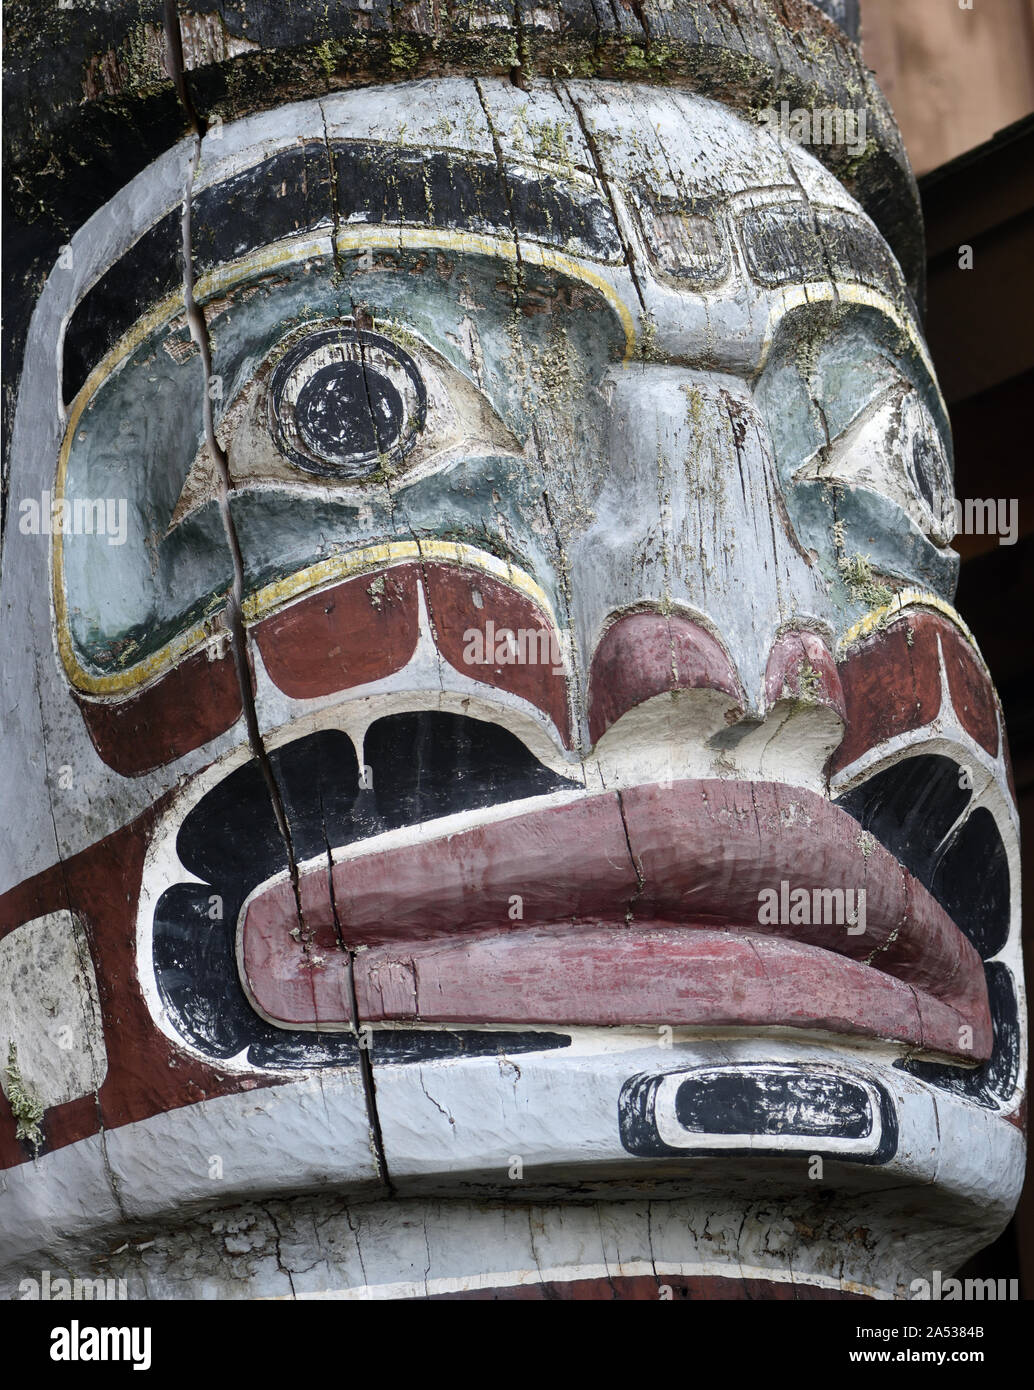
[4,1043,44,1153]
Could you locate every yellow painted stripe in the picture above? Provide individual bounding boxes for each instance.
[837,587,987,672]
[240,539,556,624]
[331,226,636,361]
[53,230,624,696]
[60,531,554,697]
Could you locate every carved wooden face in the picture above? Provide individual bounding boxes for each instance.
[1,80,1023,1293]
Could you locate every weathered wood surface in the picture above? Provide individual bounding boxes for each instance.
[0,1,1023,1301]
[3,0,922,471]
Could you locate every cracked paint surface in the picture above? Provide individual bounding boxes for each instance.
[0,0,1024,1300]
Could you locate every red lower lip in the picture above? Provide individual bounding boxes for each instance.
[240,779,990,1062]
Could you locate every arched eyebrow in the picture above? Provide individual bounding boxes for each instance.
[328,142,619,261]
[61,140,623,405]
[743,201,944,416]
[738,202,916,314]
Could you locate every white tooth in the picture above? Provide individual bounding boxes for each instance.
[590,686,838,795]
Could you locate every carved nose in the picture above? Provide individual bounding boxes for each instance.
[763,630,846,722]
[587,611,744,746]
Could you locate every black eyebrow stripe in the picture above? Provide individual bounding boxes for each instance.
[62,208,184,407]
[739,202,918,316]
[61,141,622,405]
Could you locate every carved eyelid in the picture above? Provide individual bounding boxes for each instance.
[794,374,954,543]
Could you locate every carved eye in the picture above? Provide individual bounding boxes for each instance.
[269,327,427,478]
[166,317,528,533]
[794,381,954,545]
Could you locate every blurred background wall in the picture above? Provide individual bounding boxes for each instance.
[862,0,1034,174]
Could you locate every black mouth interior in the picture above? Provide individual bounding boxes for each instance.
[835,754,1018,1106]
[153,715,576,1068]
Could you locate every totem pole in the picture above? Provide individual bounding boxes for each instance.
[1,1,1024,1300]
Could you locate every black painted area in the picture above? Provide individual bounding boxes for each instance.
[930,808,1010,960]
[674,1071,872,1138]
[899,963,1021,1107]
[154,729,360,1064]
[371,1029,569,1064]
[331,143,621,262]
[742,204,825,284]
[837,755,1018,1107]
[618,1065,898,1163]
[835,755,1009,958]
[740,204,913,315]
[364,711,574,828]
[192,141,334,275]
[153,718,576,1067]
[62,210,183,406]
[297,363,401,458]
[910,433,941,510]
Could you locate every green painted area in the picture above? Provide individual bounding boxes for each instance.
[755,302,958,616]
[62,245,622,675]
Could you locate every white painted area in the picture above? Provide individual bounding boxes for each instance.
[0,1030,1023,1297]
[0,911,107,1109]
[0,1073,376,1282]
[589,686,842,796]
[372,1034,945,1188]
[101,1070,377,1220]
[0,1130,122,1275]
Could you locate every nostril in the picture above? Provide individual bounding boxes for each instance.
[587,610,743,745]
[764,629,846,722]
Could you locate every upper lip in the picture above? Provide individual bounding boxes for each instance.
[238,775,990,1062]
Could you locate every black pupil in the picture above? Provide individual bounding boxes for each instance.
[295,361,403,462]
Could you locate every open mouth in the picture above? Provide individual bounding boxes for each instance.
[152,709,1009,1081]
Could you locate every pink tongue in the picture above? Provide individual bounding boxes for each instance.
[237,781,989,1057]
[240,915,988,1061]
